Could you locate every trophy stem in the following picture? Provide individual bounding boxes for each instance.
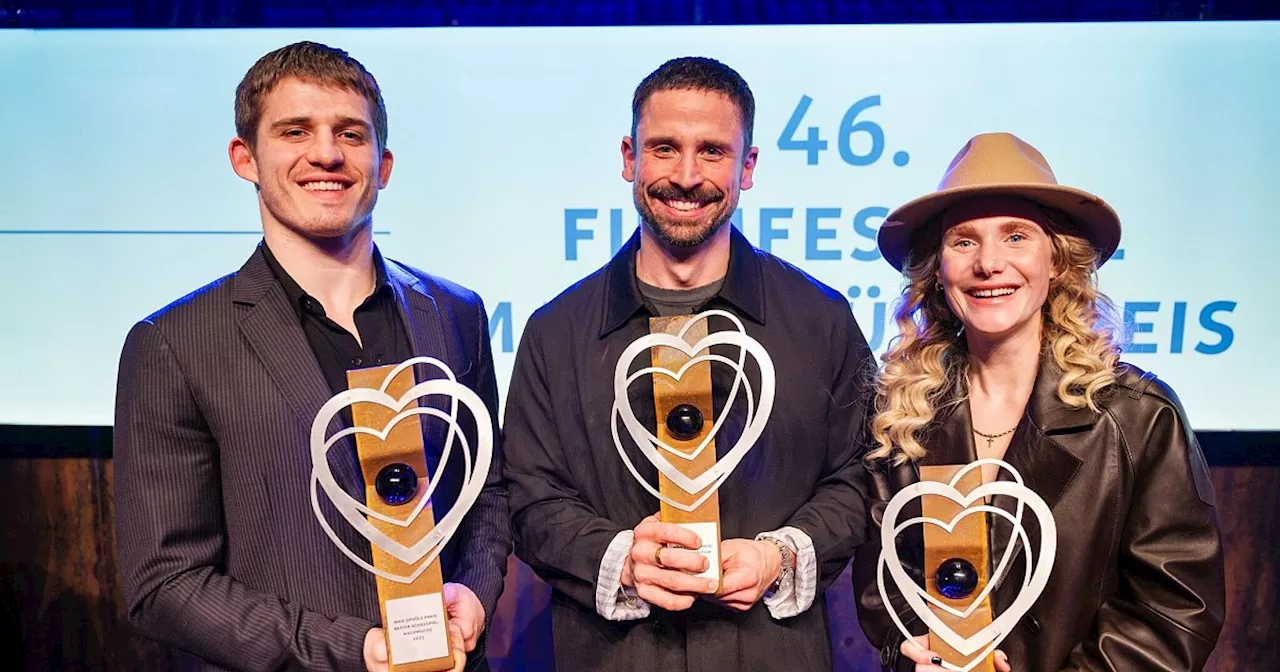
[348,365,457,672]
[919,465,997,672]
[650,315,724,590]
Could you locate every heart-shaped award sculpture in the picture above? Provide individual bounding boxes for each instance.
[611,309,775,585]
[310,356,492,671]
[876,458,1057,672]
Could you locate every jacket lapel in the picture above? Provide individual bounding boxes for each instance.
[918,355,1093,501]
[233,247,334,432]
[385,260,453,370]
[918,400,978,470]
[1005,356,1092,513]
[989,357,1091,611]
[913,357,1091,608]
[232,248,364,497]
[918,399,1024,589]
[384,259,462,476]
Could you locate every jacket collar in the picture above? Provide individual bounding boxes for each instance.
[911,353,1092,598]
[229,243,449,495]
[232,242,440,355]
[599,225,766,338]
[918,352,1092,511]
[231,241,417,308]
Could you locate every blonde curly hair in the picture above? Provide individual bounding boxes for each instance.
[867,209,1122,464]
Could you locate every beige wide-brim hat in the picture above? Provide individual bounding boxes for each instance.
[878,132,1122,271]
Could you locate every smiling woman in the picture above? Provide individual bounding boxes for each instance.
[852,132,1225,672]
[936,199,1058,343]
[869,134,1124,465]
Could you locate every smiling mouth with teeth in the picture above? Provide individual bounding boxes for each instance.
[301,181,349,191]
[969,287,1018,298]
[661,198,709,212]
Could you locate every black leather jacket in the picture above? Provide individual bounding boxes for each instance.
[853,357,1225,671]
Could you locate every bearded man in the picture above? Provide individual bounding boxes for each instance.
[502,56,875,672]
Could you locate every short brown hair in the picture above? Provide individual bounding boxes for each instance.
[631,57,755,152]
[234,41,388,149]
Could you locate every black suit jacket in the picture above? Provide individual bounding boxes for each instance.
[113,247,511,671]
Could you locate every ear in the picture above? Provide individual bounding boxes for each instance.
[739,145,759,191]
[1049,254,1065,283]
[377,146,394,189]
[228,136,259,185]
[621,136,637,183]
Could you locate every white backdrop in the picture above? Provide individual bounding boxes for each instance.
[1,23,1276,428]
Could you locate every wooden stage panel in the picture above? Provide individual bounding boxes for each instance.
[0,456,1274,671]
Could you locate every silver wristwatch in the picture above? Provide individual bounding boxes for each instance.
[763,536,796,596]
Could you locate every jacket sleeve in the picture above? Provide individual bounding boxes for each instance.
[113,320,373,672]
[445,298,513,623]
[852,460,928,672]
[1060,388,1225,671]
[779,305,876,595]
[502,314,628,612]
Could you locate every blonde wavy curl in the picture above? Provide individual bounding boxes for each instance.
[867,211,1122,464]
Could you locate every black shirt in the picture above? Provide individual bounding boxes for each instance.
[260,243,413,396]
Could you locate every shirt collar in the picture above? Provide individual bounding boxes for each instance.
[599,225,766,338]
[259,241,393,320]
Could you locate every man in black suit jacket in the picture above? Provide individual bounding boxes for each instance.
[113,42,510,672]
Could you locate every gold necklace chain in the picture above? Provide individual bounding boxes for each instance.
[973,426,1017,449]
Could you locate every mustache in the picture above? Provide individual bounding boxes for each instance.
[646,182,725,204]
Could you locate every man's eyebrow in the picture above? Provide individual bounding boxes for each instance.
[267,117,373,133]
[643,134,678,147]
[334,116,373,132]
[268,116,313,130]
